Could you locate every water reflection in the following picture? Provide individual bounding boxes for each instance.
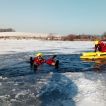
[81,58,106,72]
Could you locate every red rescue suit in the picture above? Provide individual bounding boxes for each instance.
[46,58,55,65]
[33,56,45,65]
[98,41,106,52]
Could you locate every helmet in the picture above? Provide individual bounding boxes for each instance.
[36,53,43,57]
[94,40,99,45]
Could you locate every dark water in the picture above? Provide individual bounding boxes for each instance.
[0,52,106,106]
[0,52,106,77]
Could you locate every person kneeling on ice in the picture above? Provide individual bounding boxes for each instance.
[33,53,46,66]
[94,40,106,52]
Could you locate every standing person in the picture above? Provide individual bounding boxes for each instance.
[94,40,106,52]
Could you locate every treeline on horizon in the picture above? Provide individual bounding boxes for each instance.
[0,28,15,32]
[57,32,106,41]
[0,28,106,41]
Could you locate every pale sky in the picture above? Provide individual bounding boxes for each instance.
[0,0,106,35]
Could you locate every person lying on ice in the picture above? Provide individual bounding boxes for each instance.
[94,40,106,52]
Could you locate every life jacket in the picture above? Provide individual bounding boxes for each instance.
[33,56,45,65]
[46,58,55,65]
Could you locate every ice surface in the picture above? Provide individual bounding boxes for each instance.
[0,39,93,55]
[0,40,105,106]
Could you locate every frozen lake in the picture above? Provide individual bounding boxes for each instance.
[0,40,106,106]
